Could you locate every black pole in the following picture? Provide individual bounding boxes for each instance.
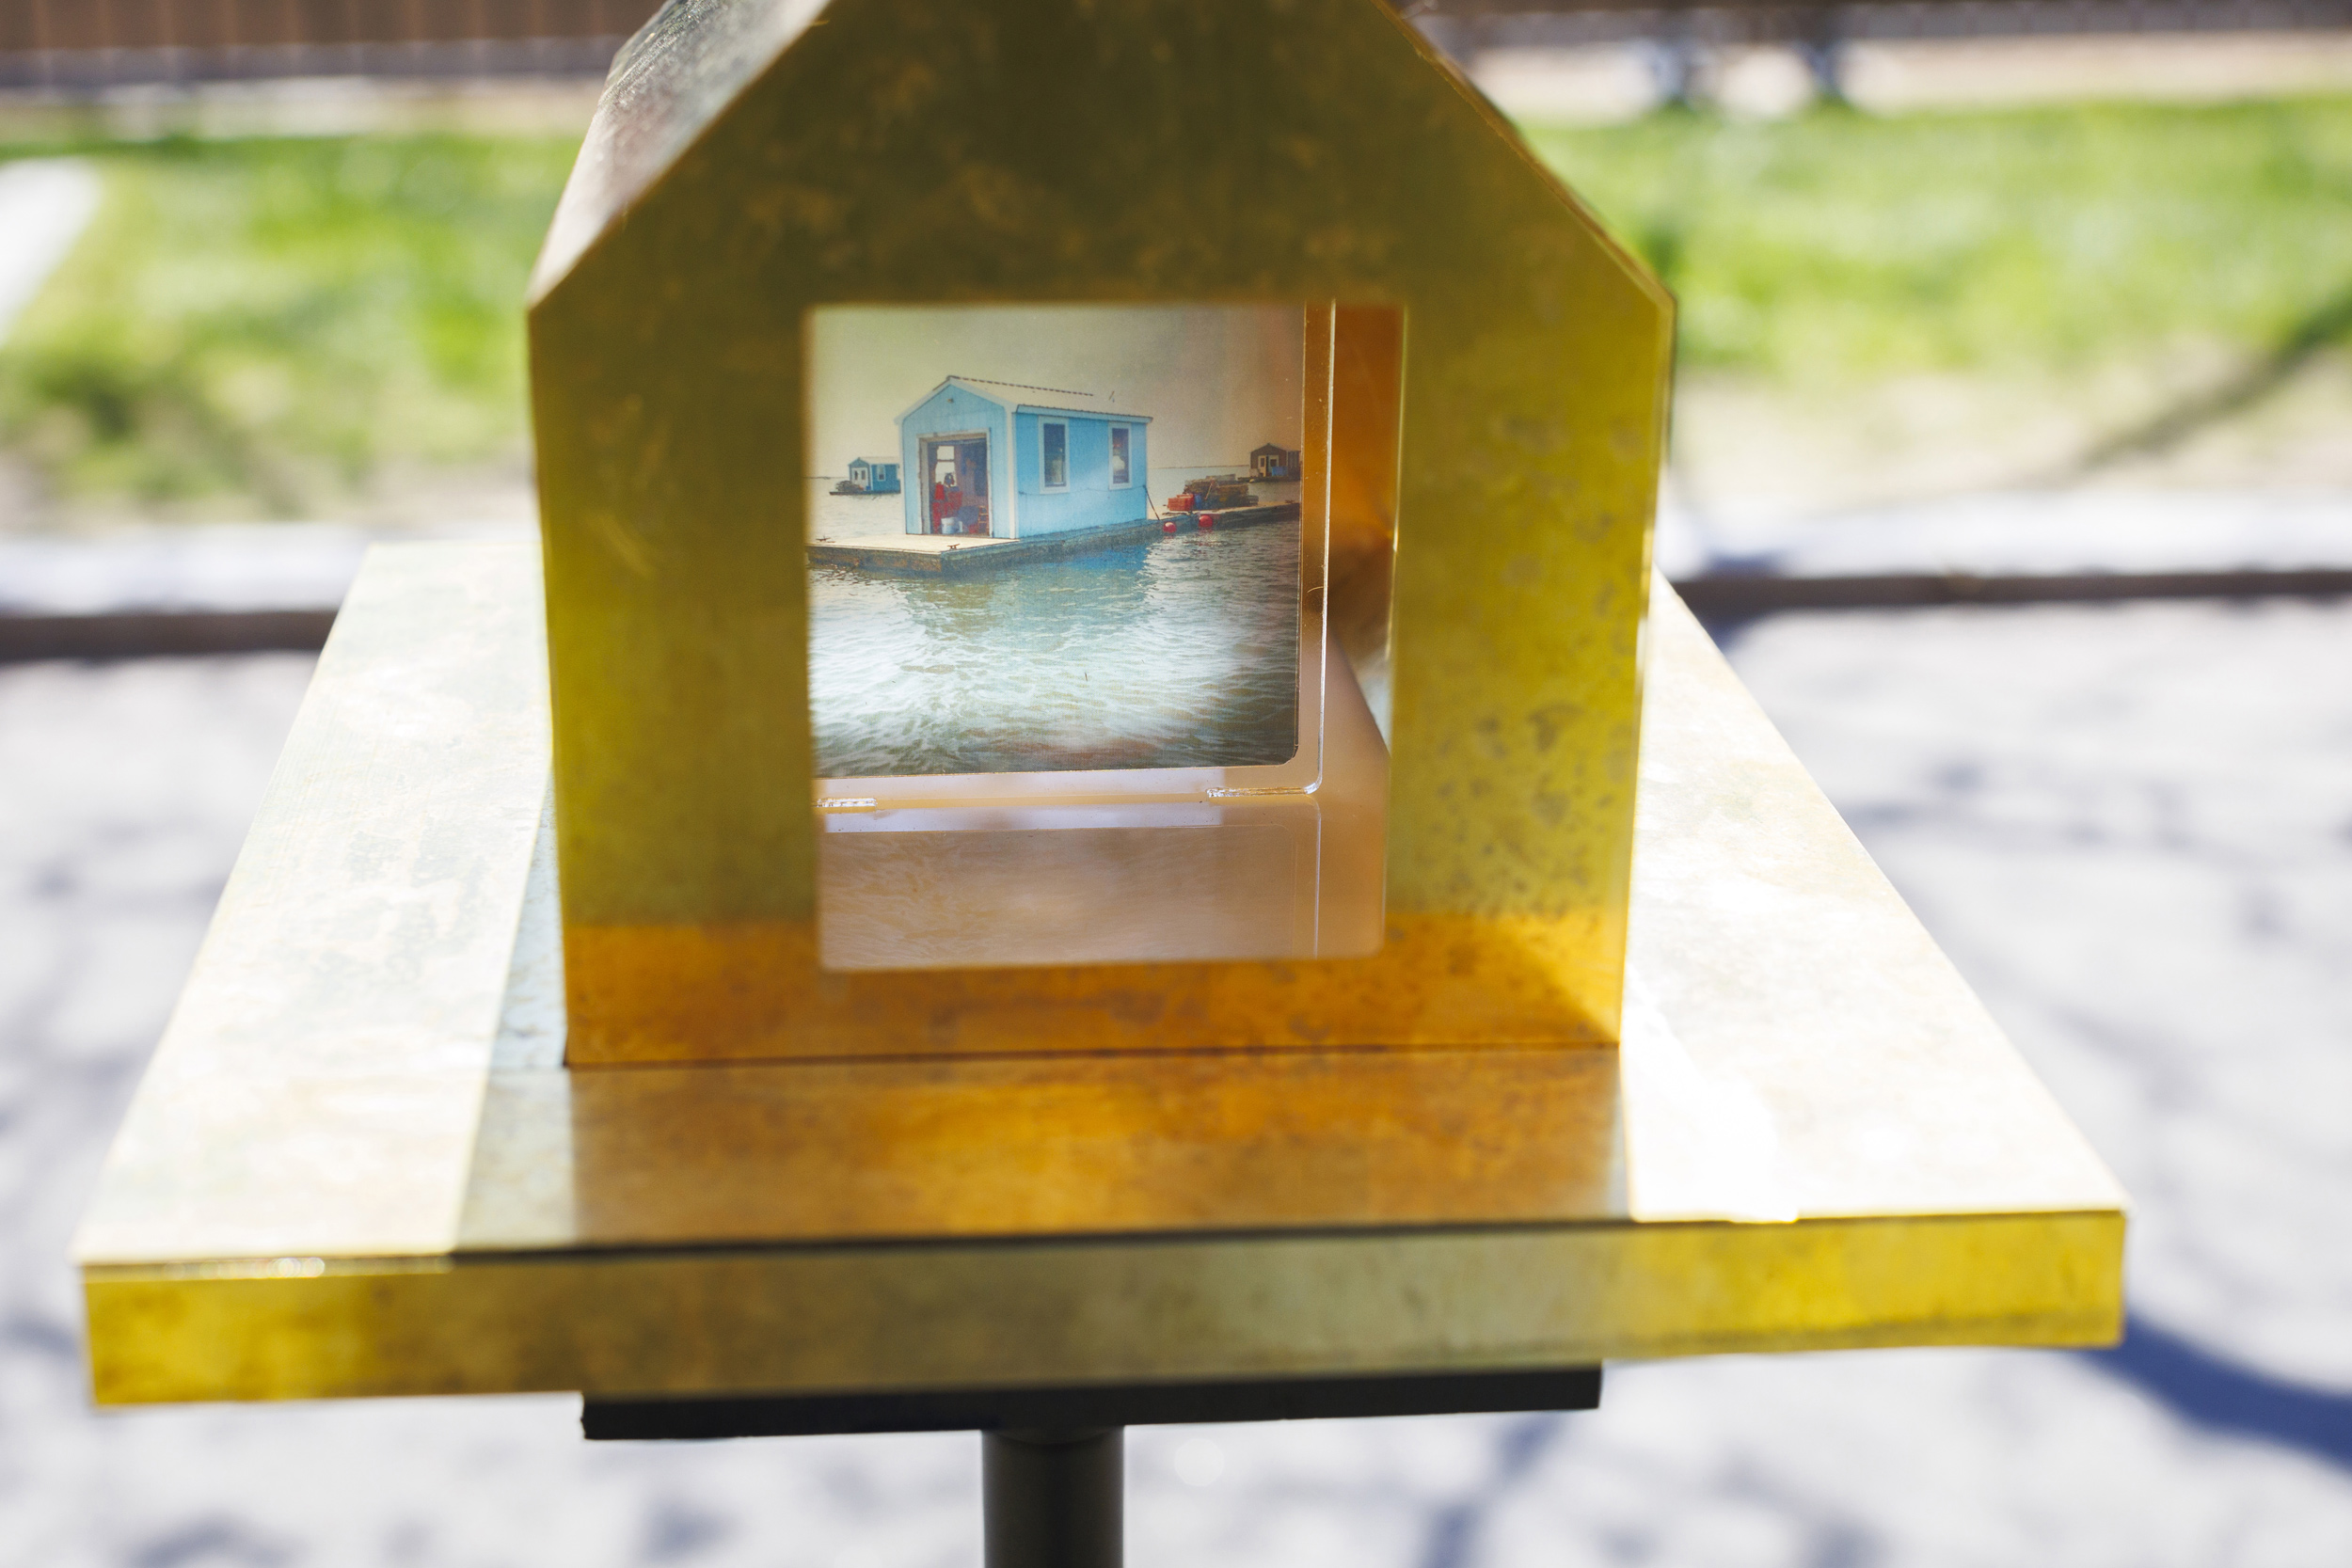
[983,1427,1122,1568]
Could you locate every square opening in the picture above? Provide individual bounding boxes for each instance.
[805,303,1401,972]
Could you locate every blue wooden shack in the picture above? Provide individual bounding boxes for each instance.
[898,376,1151,539]
[847,455,900,493]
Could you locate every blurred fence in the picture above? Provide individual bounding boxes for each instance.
[1417,0,2352,93]
[1427,0,2352,43]
[0,0,661,88]
[4,0,2348,91]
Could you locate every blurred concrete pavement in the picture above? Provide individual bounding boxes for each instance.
[4,575,2350,1564]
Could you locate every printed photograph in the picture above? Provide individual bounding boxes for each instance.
[806,304,1308,779]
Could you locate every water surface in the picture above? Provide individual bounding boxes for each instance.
[809,488,1301,777]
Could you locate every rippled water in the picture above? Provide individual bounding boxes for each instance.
[809,491,1301,777]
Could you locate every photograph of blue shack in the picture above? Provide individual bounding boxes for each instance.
[846,455,900,493]
[806,305,1306,780]
[898,376,1151,539]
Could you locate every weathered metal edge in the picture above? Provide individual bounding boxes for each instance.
[83,1210,2122,1405]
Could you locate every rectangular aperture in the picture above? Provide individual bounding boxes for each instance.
[804,303,1399,972]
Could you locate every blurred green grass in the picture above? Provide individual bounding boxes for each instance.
[1527,97,2352,382]
[3,98,2351,515]
[0,134,579,516]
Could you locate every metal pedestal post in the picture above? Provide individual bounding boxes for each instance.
[983,1427,1122,1568]
[583,1369,1600,1567]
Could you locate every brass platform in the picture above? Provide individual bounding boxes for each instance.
[73,543,2125,1406]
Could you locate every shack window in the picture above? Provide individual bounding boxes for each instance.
[1041,420,1069,489]
[1109,424,1132,487]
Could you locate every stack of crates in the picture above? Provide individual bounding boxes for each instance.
[1182,476,1254,508]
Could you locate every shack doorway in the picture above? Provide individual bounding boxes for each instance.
[922,435,993,536]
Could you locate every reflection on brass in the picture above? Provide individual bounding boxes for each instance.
[529,0,1673,1062]
[821,823,1307,970]
[812,636,1391,972]
[75,550,2126,1405]
[1325,304,1405,702]
[558,1050,1619,1248]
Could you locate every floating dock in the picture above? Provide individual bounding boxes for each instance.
[808,501,1299,578]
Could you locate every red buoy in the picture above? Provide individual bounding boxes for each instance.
[1162,518,1177,532]
[1197,513,1216,530]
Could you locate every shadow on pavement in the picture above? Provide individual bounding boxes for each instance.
[2089,1316,2352,1472]
[2070,277,2352,477]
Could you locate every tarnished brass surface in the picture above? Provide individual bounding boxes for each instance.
[70,544,550,1264]
[529,0,1672,1061]
[85,1215,2120,1405]
[486,1050,1620,1250]
[76,546,2125,1404]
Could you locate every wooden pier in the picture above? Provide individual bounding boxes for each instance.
[808,501,1299,578]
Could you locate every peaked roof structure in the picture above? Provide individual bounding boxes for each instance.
[532,0,827,301]
[896,375,1152,425]
[529,0,1674,1065]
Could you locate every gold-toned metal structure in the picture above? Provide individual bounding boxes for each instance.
[72,0,2127,1414]
[74,545,2125,1405]
[527,0,1672,1064]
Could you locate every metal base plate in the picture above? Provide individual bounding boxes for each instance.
[73,546,2127,1407]
[583,1365,1602,1440]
